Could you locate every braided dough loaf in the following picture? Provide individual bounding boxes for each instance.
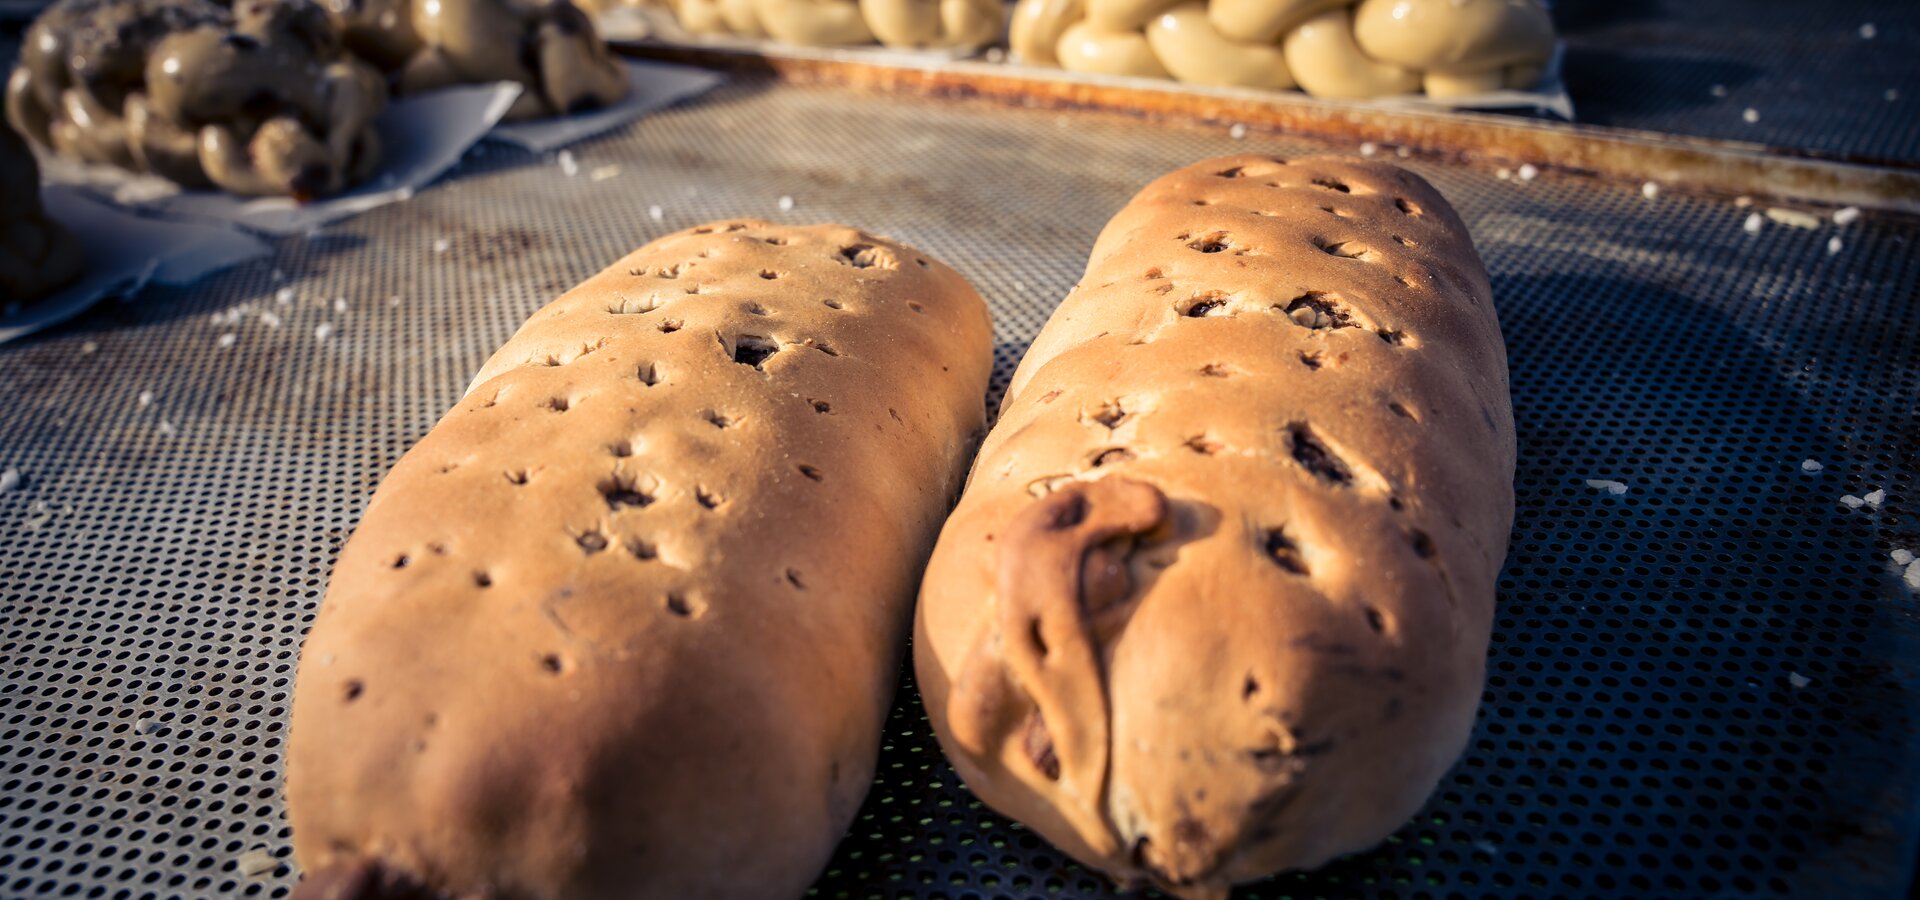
[915,155,1514,898]
[669,0,1002,49]
[287,221,993,899]
[1009,0,1553,98]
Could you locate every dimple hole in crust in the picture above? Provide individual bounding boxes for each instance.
[1090,447,1135,467]
[505,469,533,486]
[665,592,697,617]
[1186,435,1223,455]
[1144,267,1164,280]
[1040,389,1063,404]
[758,270,781,280]
[1377,329,1408,346]
[705,410,736,429]
[576,530,609,554]
[545,396,571,413]
[1300,350,1324,370]
[1395,274,1418,289]
[1389,401,1416,420]
[1312,177,1351,193]
[626,538,658,561]
[608,294,663,315]
[840,244,882,268]
[473,571,492,588]
[1392,235,1416,247]
[1287,423,1354,486]
[785,568,806,590]
[1365,606,1389,634]
[1395,197,1422,217]
[761,236,788,246]
[1182,291,1233,318]
[1264,528,1309,575]
[732,335,780,370]
[658,319,683,334]
[1243,674,1260,701]
[343,680,363,702]
[637,363,662,386]
[810,340,839,358]
[1216,166,1244,178]
[1082,399,1132,430]
[1316,238,1373,261]
[695,486,723,509]
[600,473,654,511]
[823,298,844,310]
[908,301,926,314]
[1187,232,1232,254]
[1410,529,1437,558]
[1281,292,1357,330]
[1201,363,1234,377]
[744,303,770,317]
[540,654,564,675]
[798,464,824,482]
[391,554,410,569]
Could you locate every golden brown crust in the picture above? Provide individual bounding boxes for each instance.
[915,155,1513,897]
[289,220,993,899]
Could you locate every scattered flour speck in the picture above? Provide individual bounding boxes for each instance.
[1834,206,1861,226]
[1742,213,1764,234]
[778,195,795,212]
[1585,479,1628,495]
[1801,459,1823,472]
[315,323,334,341]
[1828,236,1843,255]
[557,150,579,177]
[1788,671,1811,689]
[1863,489,1886,508]
[1840,494,1864,509]
[217,333,237,348]
[648,205,664,222]
[1229,123,1247,140]
[1642,182,1659,199]
[0,469,19,492]
[1892,549,1914,566]
[1517,164,1539,182]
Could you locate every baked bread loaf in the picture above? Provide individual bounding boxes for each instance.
[287,221,993,898]
[1008,0,1553,98]
[915,155,1514,897]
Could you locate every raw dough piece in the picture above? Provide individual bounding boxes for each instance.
[1145,2,1294,90]
[1056,20,1172,78]
[1282,8,1419,99]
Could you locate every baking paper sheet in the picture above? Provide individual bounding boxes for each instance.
[40,83,522,237]
[0,187,271,345]
[487,60,726,153]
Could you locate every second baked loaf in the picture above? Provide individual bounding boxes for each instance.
[287,220,993,898]
[916,155,1514,897]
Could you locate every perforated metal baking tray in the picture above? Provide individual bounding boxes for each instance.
[2,79,1918,899]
